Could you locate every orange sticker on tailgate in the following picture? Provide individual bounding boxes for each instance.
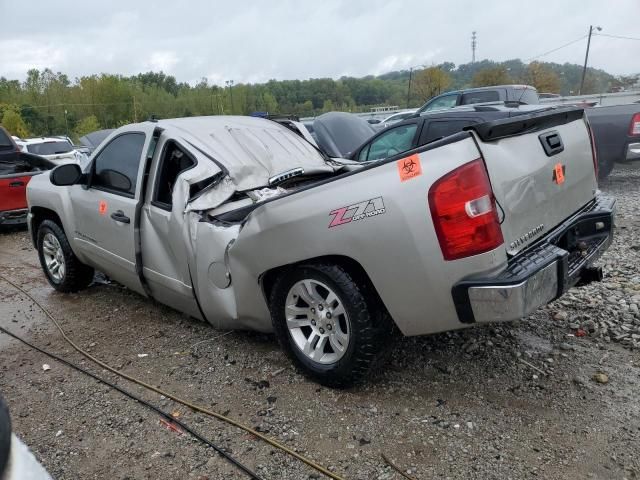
[397,154,422,182]
[554,163,565,184]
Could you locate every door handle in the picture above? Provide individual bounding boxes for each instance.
[110,210,130,224]
[9,181,25,187]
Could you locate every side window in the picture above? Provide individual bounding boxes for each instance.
[153,141,196,208]
[460,90,500,105]
[422,120,478,144]
[359,123,418,162]
[425,94,458,111]
[92,133,145,196]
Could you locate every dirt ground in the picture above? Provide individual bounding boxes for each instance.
[1,165,639,480]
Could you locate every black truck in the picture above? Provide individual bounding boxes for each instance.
[585,103,640,178]
[415,84,640,179]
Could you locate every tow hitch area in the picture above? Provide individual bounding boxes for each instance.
[577,266,603,285]
[452,195,615,324]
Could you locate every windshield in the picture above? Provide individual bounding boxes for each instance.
[26,140,73,155]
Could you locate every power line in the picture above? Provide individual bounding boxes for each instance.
[526,34,588,61]
[594,32,640,41]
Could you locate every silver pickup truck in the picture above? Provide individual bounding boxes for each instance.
[26,109,614,387]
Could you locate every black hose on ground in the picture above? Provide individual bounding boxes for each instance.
[0,325,264,480]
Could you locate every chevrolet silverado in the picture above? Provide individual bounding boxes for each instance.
[26,110,614,387]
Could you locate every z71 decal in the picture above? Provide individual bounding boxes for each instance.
[328,197,386,228]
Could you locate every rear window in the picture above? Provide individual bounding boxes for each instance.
[460,90,500,105]
[26,140,73,155]
[515,88,539,104]
[423,119,478,144]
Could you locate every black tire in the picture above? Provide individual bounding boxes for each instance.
[270,263,392,388]
[36,219,94,293]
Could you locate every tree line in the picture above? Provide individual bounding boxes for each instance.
[0,59,631,140]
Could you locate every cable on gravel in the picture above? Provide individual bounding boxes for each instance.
[0,273,346,480]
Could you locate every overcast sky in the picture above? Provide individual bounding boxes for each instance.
[0,0,637,85]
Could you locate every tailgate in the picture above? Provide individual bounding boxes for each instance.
[472,108,598,255]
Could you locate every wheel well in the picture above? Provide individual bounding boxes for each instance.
[30,207,63,246]
[261,255,390,317]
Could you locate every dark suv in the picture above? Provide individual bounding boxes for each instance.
[416,85,539,114]
[350,104,550,162]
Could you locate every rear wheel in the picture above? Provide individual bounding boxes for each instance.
[270,263,392,388]
[37,220,94,292]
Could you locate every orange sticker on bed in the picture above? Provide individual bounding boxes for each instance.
[397,154,422,182]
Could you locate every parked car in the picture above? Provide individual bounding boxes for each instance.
[375,109,418,129]
[0,394,52,480]
[585,104,640,178]
[16,137,87,165]
[350,104,552,162]
[27,112,613,387]
[416,85,539,114]
[79,129,115,155]
[0,127,54,226]
[310,112,377,157]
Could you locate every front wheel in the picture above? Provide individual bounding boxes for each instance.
[269,263,391,388]
[37,220,94,293]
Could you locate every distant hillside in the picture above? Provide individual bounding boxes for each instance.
[379,59,618,96]
[0,60,628,137]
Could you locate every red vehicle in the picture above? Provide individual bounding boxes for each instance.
[0,127,53,226]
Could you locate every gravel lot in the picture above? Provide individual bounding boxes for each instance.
[1,164,639,480]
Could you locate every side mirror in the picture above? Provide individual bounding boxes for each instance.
[50,163,83,186]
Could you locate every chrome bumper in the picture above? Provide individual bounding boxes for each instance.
[453,195,615,324]
[626,142,640,161]
[467,261,559,323]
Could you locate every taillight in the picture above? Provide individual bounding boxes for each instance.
[630,113,640,136]
[428,159,504,261]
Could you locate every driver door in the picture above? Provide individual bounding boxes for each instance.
[70,129,154,295]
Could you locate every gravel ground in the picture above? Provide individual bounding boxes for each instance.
[0,164,639,480]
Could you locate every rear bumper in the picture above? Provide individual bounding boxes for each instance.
[624,142,640,162]
[0,208,28,225]
[453,195,615,323]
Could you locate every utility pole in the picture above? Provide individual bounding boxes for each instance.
[471,31,477,63]
[133,96,138,122]
[226,80,234,114]
[406,67,413,108]
[579,25,602,95]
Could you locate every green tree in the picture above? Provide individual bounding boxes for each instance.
[472,67,512,87]
[411,67,451,105]
[74,115,101,138]
[2,109,30,137]
[525,62,561,93]
[322,99,334,112]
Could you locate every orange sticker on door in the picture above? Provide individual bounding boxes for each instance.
[397,154,422,182]
[554,163,565,184]
[98,200,108,215]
